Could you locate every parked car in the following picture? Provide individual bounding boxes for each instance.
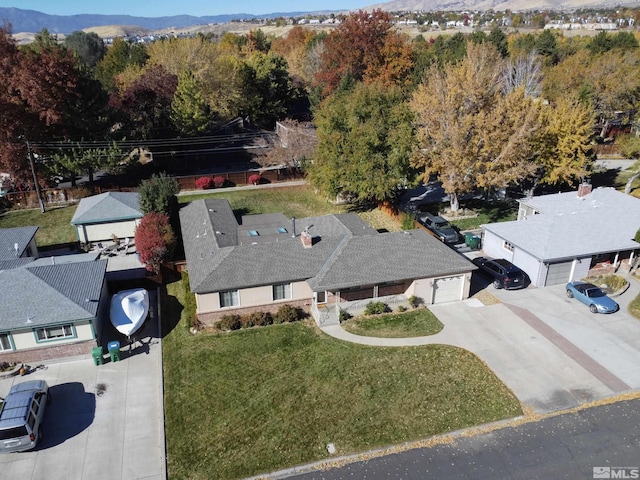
[0,380,50,453]
[565,281,619,314]
[472,256,527,290]
[418,213,460,243]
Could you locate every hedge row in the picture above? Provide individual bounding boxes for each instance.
[215,304,304,331]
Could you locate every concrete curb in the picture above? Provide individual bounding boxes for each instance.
[156,286,168,480]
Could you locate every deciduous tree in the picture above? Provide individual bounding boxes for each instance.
[308,82,414,203]
[134,212,176,274]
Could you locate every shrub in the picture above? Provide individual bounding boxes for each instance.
[338,309,352,322]
[244,311,273,328]
[248,173,262,185]
[213,176,227,188]
[401,213,417,231]
[217,314,242,331]
[397,305,407,312]
[365,301,388,315]
[195,176,214,190]
[274,304,299,324]
[408,295,419,308]
[138,172,179,215]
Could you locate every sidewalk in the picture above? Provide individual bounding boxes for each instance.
[177,179,308,197]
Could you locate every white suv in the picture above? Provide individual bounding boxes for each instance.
[0,380,50,453]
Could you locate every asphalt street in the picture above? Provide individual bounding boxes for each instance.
[284,397,640,480]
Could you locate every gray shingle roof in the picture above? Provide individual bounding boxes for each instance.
[0,227,38,260]
[0,258,35,270]
[308,229,474,291]
[181,199,475,294]
[0,260,107,330]
[71,192,142,225]
[484,187,640,261]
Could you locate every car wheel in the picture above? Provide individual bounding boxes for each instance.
[589,304,598,314]
[493,280,502,289]
[566,289,573,298]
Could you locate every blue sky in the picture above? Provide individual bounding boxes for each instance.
[0,1,373,17]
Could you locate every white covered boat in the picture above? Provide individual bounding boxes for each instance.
[109,288,149,337]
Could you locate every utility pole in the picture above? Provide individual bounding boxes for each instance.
[25,138,45,213]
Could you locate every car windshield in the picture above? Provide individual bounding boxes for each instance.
[585,287,605,298]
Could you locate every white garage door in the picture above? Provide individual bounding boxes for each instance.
[545,261,573,286]
[433,276,464,304]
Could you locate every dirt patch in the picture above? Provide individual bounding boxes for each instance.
[472,289,502,306]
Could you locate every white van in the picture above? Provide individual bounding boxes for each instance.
[0,380,50,453]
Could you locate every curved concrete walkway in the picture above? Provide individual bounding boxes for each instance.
[320,278,640,413]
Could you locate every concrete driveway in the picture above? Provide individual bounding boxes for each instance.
[0,291,164,480]
[323,277,640,413]
[429,279,640,413]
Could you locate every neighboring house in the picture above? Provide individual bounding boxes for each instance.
[180,198,476,325]
[480,185,640,287]
[71,192,143,244]
[0,226,39,270]
[0,259,109,363]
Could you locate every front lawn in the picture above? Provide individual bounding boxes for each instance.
[341,308,444,338]
[163,279,522,480]
[0,205,77,246]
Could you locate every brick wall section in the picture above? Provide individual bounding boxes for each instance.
[0,340,96,364]
[197,299,311,327]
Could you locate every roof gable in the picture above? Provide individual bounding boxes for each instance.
[0,226,38,260]
[0,260,107,330]
[71,192,142,225]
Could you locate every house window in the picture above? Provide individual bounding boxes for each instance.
[35,324,75,342]
[273,283,291,301]
[220,290,239,308]
[503,241,514,252]
[0,333,11,351]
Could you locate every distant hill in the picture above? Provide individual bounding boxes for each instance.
[0,7,314,34]
[365,0,640,11]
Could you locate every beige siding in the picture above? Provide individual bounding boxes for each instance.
[406,273,472,305]
[195,280,313,315]
[9,320,95,351]
[82,220,140,243]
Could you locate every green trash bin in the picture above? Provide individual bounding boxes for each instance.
[108,341,121,362]
[92,346,104,366]
[464,232,474,246]
[468,235,481,250]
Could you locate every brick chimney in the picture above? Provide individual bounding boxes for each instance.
[577,182,592,198]
[301,229,312,248]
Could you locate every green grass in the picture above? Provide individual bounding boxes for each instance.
[341,309,444,338]
[0,205,77,246]
[449,200,518,231]
[179,185,348,219]
[419,199,517,231]
[629,281,640,320]
[163,279,522,480]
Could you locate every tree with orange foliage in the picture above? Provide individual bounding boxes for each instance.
[314,9,412,97]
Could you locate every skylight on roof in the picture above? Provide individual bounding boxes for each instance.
[277,227,288,234]
[248,230,259,237]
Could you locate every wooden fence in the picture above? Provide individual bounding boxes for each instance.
[1,167,304,210]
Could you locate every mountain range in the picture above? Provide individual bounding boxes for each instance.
[2,1,638,35]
